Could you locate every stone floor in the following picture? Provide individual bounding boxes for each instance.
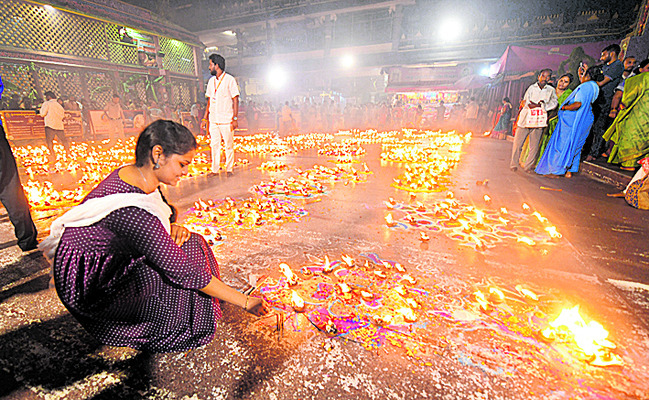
[1,134,648,400]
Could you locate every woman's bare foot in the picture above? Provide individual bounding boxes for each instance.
[606,192,625,197]
[565,172,572,178]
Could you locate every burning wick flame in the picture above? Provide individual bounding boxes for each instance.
[547,305,623,367]
[515,285,538,301]
[474,290,489,311]
[385,213,396,227]
[522,203,531,212]
[517,237,536,246]
[483,195,491,203]
[532,211,548,223]
[545,226,562,239]
[420,232,430,241]
[290,290,305,312]
[488,287,505,303]
[279,262,299,285]
[338,282,351,293]
[323,255,334,273]
[341,254,354,267]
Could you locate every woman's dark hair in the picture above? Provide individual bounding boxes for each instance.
[135,120,197,167]
[559,73,574,84]
[639,58,649,69]
[503,97,510,102]
[584,66,605,82]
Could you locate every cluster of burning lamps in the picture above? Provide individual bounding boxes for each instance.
[317,143,366,157]
[385,193,563,250]
[252,177,325,197]
[187,196,302,244]
[276,255,622,367]
[233,133,334,156]
[258,161,288,171]
[279,256,419,324]
[295,164,368,183]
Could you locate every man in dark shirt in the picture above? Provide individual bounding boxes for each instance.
[586,44,625,161]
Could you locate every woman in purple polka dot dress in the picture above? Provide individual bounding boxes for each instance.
[48,120,268,353]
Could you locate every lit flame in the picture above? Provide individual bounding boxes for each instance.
[360,290,374,301]
[548,305,622,366]
[338,282,351,293]
[475,210,485,226]
[279,262,298,285]
[399,307,417,322]
[341,254,354,267]
[500,207,508,215]
[420,232,430,241]
[498,217,509,225]
[471,234,484,250]
[488,287,505,303]
[545,226,562,239]
[515,285,538,301]
[385,213,396,226]
[323,255,334,273]
[474,290,489,311]
[483,195,491,203]
[517,237,536,246]
[290,290,305,311]
[394,284,407,296]
[532,211,548,223]
[522,203,531,212]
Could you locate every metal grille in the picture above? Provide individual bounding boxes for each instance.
[37,67,59,95]
[108,42,139,65]
[0,0,109,60]
[86,71,113,107]
[159,37,195,75]
[59,71,83,100]
[170,79,193,107]
[0,62,34,97]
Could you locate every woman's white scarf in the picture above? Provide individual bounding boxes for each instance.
[39,190,172,259]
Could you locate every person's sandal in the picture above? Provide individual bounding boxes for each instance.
[606,192,625,197]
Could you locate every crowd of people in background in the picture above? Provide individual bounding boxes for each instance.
[494,43,649,210]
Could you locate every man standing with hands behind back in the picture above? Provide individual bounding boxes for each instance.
[510,68,558,172]
[201,54,240,177]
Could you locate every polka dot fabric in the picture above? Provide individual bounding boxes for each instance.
[53,169,222,353]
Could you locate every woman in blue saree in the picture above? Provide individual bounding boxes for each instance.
[535,67,603,177]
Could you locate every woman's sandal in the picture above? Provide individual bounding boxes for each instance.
[606,192,626,198]
[620,166,635,171]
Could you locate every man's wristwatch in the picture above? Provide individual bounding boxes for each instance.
[232,117,238,121]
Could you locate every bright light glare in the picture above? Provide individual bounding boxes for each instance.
[44,5,56,12]
[341,54,355,69]
[438,18,462,41]
[267,66,287,90]
[479,67,490,76]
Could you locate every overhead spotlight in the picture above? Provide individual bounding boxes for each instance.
[479,66,491,77]
[341,54,355,69]
[438,17,462,42]
[267,66,287,90]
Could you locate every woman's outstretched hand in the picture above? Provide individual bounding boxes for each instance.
[246,296,270,317]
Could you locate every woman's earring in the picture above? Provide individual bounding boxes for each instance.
[153,158,160,170]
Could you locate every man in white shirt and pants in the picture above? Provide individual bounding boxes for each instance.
[201,54,240,176]
[510,69,558,172]
[40,90,69,163]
